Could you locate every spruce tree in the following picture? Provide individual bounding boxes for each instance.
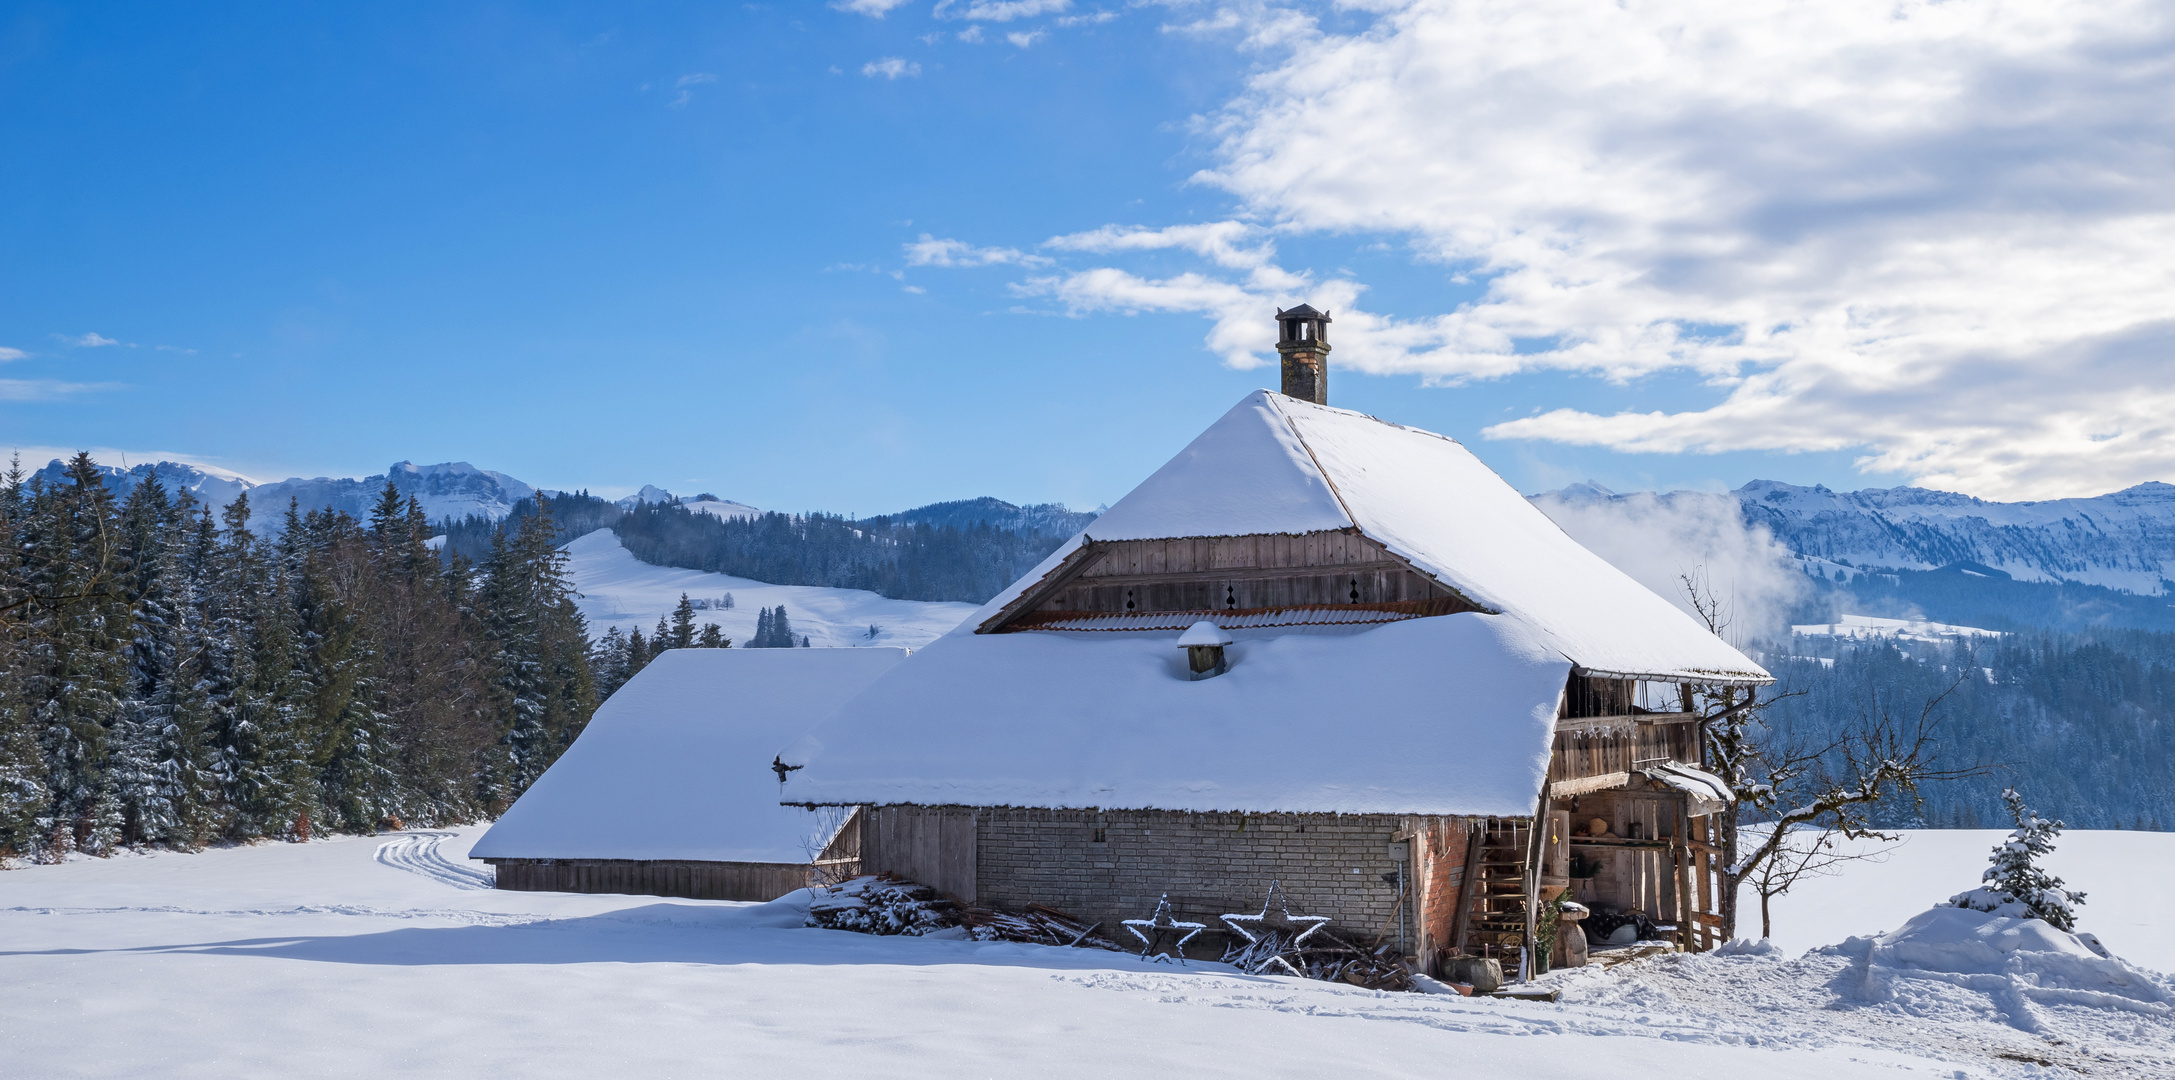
[17,455,133,854]
[697,624,728,649]
[1953,788,2087,931]
[669,594,697,650]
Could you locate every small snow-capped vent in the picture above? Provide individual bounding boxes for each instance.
[1178,620,1233,679]
[1176,620,1234,648]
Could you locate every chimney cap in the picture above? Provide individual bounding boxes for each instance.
[1177,620,1235,647]
[1276,304,1331,322]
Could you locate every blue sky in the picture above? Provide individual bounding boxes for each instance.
[4,2,2170,511]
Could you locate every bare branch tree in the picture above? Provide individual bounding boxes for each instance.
[1742,824,1895,939]
[1679,571,1983,939]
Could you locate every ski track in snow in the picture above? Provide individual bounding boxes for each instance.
[373,831,496,890]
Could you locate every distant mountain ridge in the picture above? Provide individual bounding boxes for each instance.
[33,456,1099,549]
[1540,479,2175,596]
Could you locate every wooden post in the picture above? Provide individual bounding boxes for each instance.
[1674,798,1696,952]
[1449,818,1483,955]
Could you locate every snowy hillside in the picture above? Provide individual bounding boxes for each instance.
[562,528,975,649]
[607,485,763,520]
[1790,614,2004,642]
[1542,479,2175,595]
[3,827,2167,1078]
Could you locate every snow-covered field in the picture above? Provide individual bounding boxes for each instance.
[4,827,2169,1078]
[562,528,976,650]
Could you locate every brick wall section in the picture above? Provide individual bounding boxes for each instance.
[1410,817,1470,960]
[961,807,1467,958]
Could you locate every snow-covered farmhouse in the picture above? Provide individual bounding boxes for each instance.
[471,648,906,900]
[780,306,1772,972]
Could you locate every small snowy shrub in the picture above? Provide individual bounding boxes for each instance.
[1950,788,2085,932]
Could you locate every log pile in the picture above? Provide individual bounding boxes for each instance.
[806,875,1120,950]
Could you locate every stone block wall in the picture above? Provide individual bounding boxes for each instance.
[970,807,1463,954]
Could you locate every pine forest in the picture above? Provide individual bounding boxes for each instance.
[0,454,601,862]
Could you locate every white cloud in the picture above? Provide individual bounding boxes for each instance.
[1006,30,1046,48]
[0,347,24,362]
[958,25,985,43]
[667,73,715,107]
[61,332,124,347]
[905,233,1050,267]
[1044,221,1274,269]
[861,57,924,79]
[0,379,118,402]
[935,0,1070,23]
[831,0,914,15]
[1055,11,1118,28]
[1531,488,1808,643]
[1061,0,2175,500]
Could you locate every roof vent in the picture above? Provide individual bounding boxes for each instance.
[1178,620,1234,680]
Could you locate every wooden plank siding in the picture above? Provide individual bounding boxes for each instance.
[980,531,1484,631]
[1043,532,1473,615]
[1547,714,1700,787]
[483,858,811,902]
[857,805,978,901]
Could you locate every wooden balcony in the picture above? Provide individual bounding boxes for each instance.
[1546,713,1701,797]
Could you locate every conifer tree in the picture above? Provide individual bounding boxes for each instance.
[17,455,133,853]
[624,624,651,681]
[480,497,597,805]
[669,594,697,650]
[696,624,728,649]
[1953,788,2086,931]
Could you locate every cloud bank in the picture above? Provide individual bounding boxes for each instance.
[924,0,2175,500]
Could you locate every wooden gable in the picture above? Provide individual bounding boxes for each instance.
[979,529,1486,633]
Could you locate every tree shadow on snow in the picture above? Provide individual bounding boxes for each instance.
[0,902,1191,975]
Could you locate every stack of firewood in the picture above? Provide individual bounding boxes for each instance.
[806,875,1119,950]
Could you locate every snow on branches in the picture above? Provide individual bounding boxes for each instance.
[1952,788,2086,932]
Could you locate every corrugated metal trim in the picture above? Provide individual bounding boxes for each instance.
[1007,600,1465,633]
[1571,664,1774,687]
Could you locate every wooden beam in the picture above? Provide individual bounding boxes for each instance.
[975,541,1110,634]
[1069,561,1418,588]
[1549,772,1631,798]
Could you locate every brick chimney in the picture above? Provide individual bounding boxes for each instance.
[1275,304,1331,404]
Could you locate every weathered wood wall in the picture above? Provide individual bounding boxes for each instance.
[1548,714,1700,788]
[484,858,809,902]
[857,805,978,900]
[1048,533,1471,614]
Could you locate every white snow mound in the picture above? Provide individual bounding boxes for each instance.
[1836,906,2174,1030]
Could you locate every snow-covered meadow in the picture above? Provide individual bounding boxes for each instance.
[561,528,976,650]
[3,827,2169,1078]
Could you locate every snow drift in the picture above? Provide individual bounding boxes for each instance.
[1836,906,2174,1031]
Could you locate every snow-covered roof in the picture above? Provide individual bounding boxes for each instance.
[779,613,1568,816]
[974,391,1768,685]
[472,647,907,863]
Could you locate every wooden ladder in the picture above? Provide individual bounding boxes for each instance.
[1453,818,1530,958]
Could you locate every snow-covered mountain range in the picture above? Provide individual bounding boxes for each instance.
[29,458,766,528]
[1539,479,2175,596]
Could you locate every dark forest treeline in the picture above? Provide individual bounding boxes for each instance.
[610,502,1077,604]
[1761,627,2175,831]
[0,454,597,863]
[441,493,1090,605]
[437,492,622,564]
